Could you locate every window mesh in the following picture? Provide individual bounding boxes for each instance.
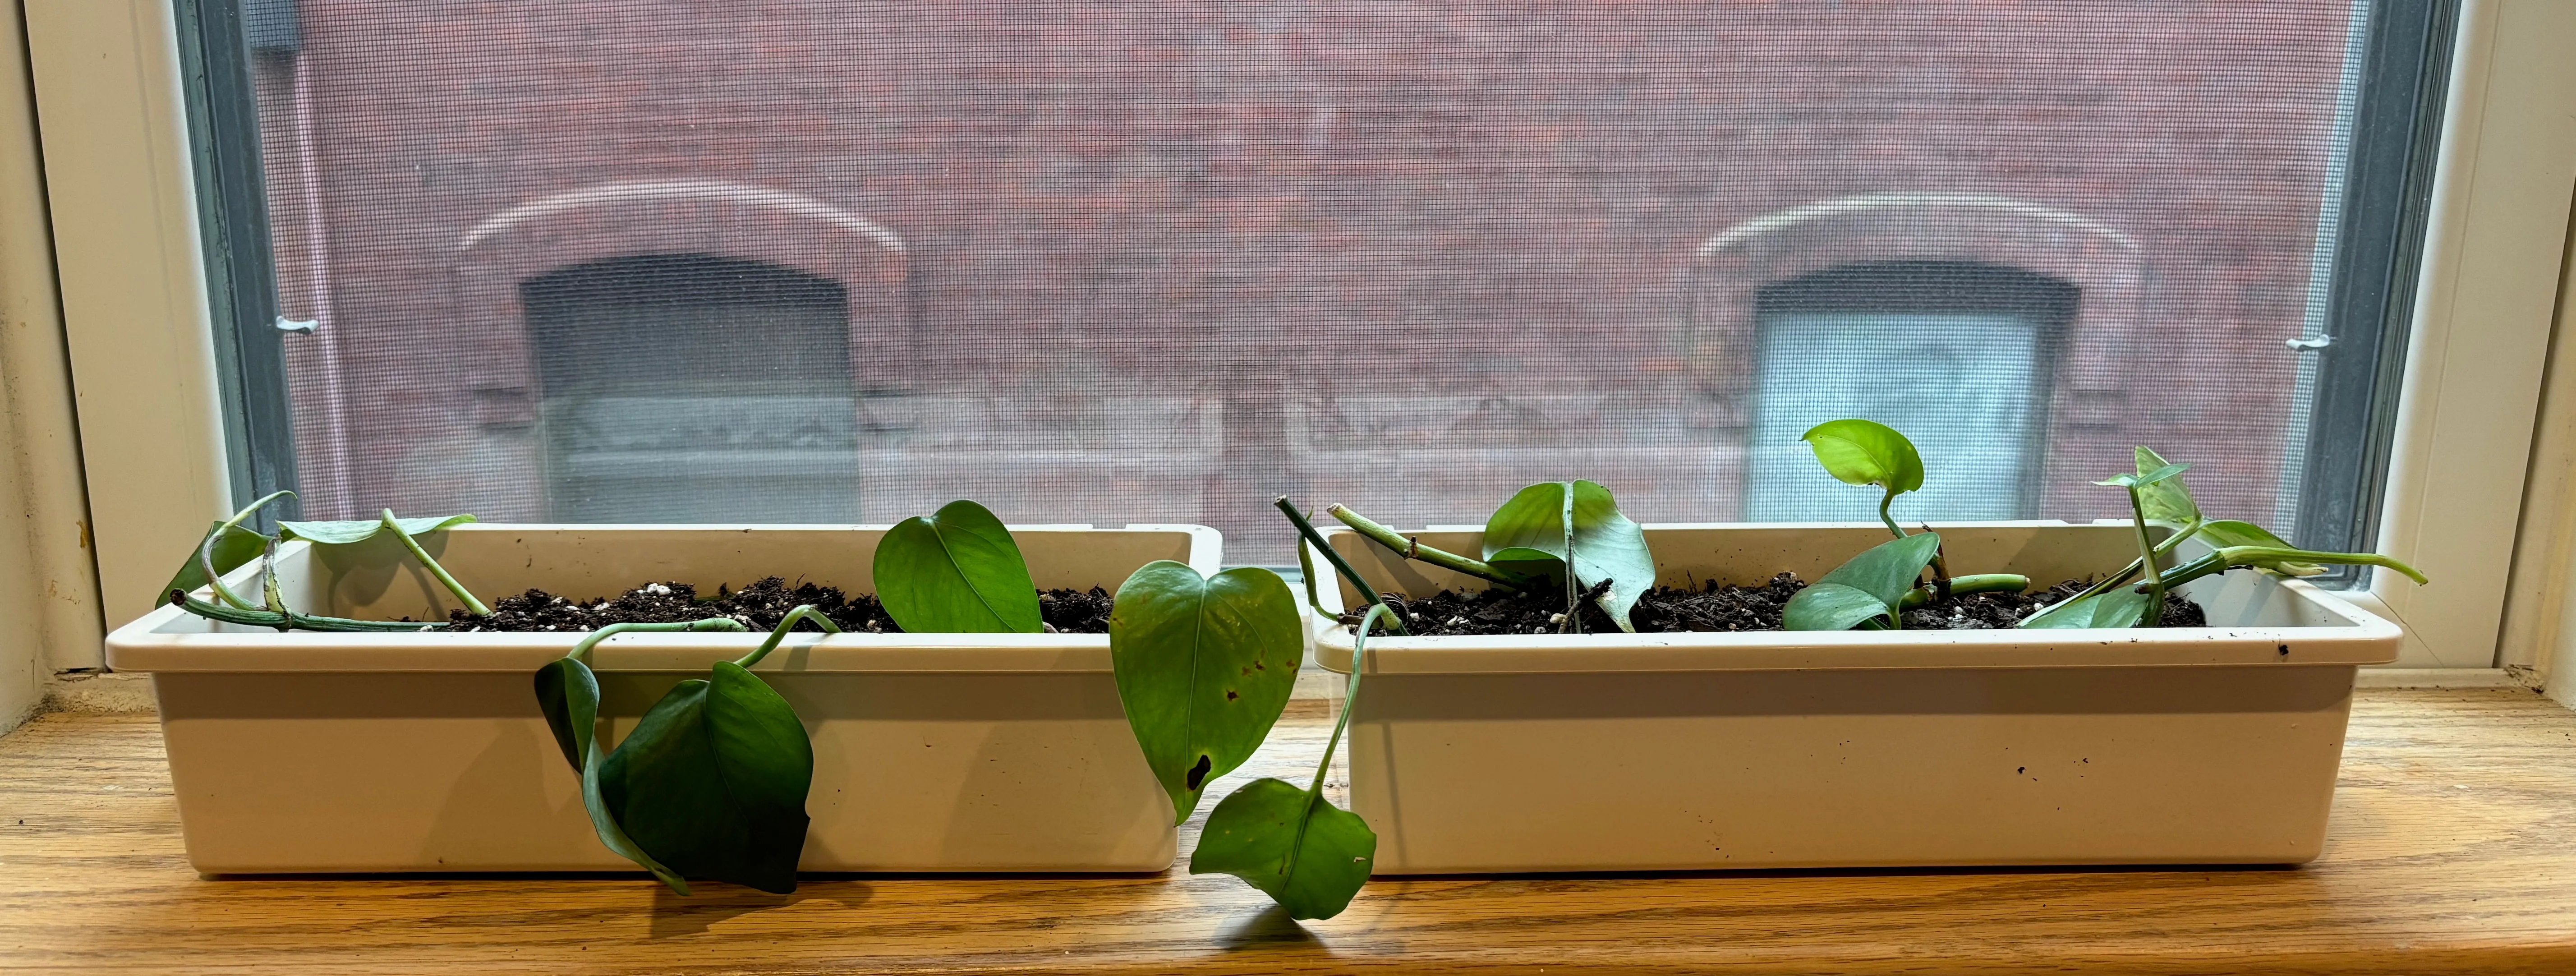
[249,2,2370,562]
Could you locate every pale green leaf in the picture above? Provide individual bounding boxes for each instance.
[1480,480,1656,631]
[2134,447,2200,524]
[1801,419,1925,495]
[278,514,478,546]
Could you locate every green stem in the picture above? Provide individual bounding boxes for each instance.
[381,508,490,617]
[1325,504,1525,591]
[259,538,288,614]
[568,617,751,666]
[1275,496,1407,635]
[2127,489,2165,628]
[170,590,432,632]
[735,605,842,669]
[1877,490,1904,539]
[199,490,294,610]
[2030,520,2204,622]
[1897,573,2031,611]
[1310,603,1392,797]
[2159,546,2428,590]
[1559,485,1578,635]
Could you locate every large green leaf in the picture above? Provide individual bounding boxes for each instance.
[2134,447,2200,525]
[1781,581,1895,631]
[163,520,270,601]
[1479,480,1656,631]
[1818,531,1942,607]
[530,655,688,893]
[1802,419,1924,495]
[2020,585,2152,629]
[1781,532,1942,631]
[597,662,814,894]
[277,513,477,545]
[1109,562,1302,824]
[874,499,1042,633]
[1190,777,1376,921]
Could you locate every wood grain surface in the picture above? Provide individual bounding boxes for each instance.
[5,690,2576,974]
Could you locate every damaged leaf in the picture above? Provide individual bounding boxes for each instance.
[1108,561,1302,824]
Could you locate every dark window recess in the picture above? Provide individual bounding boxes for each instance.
[1746,261,2079,522]
[2294,0,2459,579]
[520,254,860,523]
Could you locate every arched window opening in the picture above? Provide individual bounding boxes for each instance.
[520,253,856,521]
[1744,260,2078,522]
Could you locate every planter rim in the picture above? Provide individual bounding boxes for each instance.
[106,522,1213,674]
[1308,520,2401,673]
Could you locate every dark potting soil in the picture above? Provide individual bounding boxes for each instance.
[1352,576,2206,637]
[445,576,1116,634]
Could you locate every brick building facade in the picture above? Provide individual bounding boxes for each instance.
[249,1,2357,560]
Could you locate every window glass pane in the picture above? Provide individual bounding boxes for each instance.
[183,1,2449,563]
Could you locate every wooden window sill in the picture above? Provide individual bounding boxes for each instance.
[3,688,2572,974]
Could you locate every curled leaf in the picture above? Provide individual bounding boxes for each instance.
[2134,447,2200,524]
[1782,532,1942,631]
[278,513,478,545]
[874,499,1042,633]
[1481,480,1656,631]
[598,663,814,894]
[164,520,270,602]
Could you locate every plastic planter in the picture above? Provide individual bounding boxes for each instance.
[1308,521,2400,874]
[106,523,1214,876]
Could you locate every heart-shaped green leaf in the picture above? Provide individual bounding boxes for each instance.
[598,662,814,894]
[874,499,1042,634]
[1781,581,1896,631]
[2020,585,2152,629]
[1190,776,1377,921]
[1818,531,1943,607]
[1480,480,1656,631]
[1109,562,1302,824]
[2134,447,2200,524]
[1802,419,1924,495]
[277,513,478,545]
[164,520,270,601]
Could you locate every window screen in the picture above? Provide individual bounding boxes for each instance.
[179,0,2453,566]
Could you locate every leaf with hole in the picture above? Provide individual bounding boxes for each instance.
[1480,480,1656,631]
[597,661,814,894]
[1190,776,1376,921]
[874,499,1043,633]
[1108,561,1302,823]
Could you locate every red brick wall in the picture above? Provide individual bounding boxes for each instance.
[259,1,2355,558]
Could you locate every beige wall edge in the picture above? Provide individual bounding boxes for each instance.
[2374,0,2576,668]
[2,1,108,725]
[21,0,230,645]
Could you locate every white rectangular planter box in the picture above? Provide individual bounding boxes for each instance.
[1309,521,2401,875]
[106,523,1214,876]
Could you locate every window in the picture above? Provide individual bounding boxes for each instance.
[521,254,859,523]
[1747,261,2077,523]
[169,0,2458,566]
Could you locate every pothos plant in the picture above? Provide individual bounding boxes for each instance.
[1316,479,1658,633]
[1777,419,2427,631]
[162,495,1107,894]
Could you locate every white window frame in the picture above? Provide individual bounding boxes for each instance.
[11,0,2575,678]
